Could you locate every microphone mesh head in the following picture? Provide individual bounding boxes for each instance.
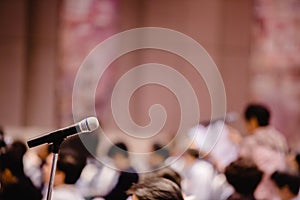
[79,117,99,132]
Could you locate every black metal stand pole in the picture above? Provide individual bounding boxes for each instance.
[46,139,63,200]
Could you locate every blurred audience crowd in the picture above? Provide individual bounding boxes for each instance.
[1,103,300,200]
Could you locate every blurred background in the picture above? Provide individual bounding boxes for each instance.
[0,0,299,152]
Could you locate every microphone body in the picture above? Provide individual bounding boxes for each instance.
[27,117,99,148]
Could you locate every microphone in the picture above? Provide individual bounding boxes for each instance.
[27,117,99,148]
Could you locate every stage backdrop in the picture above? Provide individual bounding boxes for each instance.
[58,0,118,126]
[250,0,300,150]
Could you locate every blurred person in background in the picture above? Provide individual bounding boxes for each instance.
[42,147,86,200]
[151,166,182,189]
[0,141,42,200]
[187,115,242,173]
[271,171,300,200]
[127,177,184,200]
[296,154,300,171]
[101,142,139,200]
[76,155,118,199]
[147,142,170,170]
[285,153,300,200]
[23,144,51,190]
[239,103,289,200]
[224,157,263,200]
[170,145,233,200]
[169,118,237,200]
[177,148,216,200]
[285,151,300,175]
[144,166,197,200]
[0,127,6,154]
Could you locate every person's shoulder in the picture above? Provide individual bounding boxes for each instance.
[254,126,288,152]
[254,126,286,143]
[52,185,85,200]
[255,126,281,136]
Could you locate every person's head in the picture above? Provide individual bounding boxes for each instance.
[285,151,300,174]
[43,148,86,186]
[108,142,130,170]
[153,167,182,189]
[225,157,263,196]
[0,145,26,186]
[148,143,170,169]
[127,177,184,200]
[0,126,6,150]
[295,153,300,173]
[244,104,270,133]
[271,171,300,200]
[183,148,199,166]
[9,140,27,158]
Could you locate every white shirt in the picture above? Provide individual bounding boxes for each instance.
[181,159,215,200]
[76,159,119,197]
[239,126,288,200]
[43,184,84,200]
[188,121,240,172]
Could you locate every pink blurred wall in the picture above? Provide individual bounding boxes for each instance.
[108,0,252,134]
[0,0,252,135]
[0,0,58,128]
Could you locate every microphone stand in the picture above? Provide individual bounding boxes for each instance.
[46,138,64,200]
[26,117,99,200]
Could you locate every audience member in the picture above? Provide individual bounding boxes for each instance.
[224,157,263,200]
[285,151,300,175]
[9,140,27,159]
[76,157,118,198]
[42,147,86,200]
[239,103,288,200]
[296,154,300,171]
[152,166,182,189]
[2,103,297,200]
[289,152,300,175]
[0,127,7,154]
[188,119,241,172]
[127,177,184,200]
[103,142,139,200]
[0,141,42,200]
[146,166,197,200]
[170,128,234,200]
[179,148,216,200]
[241,104,288,160]
[147,143,170,170]
[23,144,51,189]
[271,171,300,200]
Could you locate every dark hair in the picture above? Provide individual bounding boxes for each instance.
[185,148,199,159]
[244,104,270,126]
[56,148,86,184]
[225,157,263,195]
[0,147,25,178]
[153,167,182,189]
[152,143,170,160]
[10,140,27,158]
[295,153,300,172]
[0,126,4,137]
[0,126,6,149]
[271,171,300,195]
[0,141,28,178]
[127,177,184,200]
[108,142,129,158]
